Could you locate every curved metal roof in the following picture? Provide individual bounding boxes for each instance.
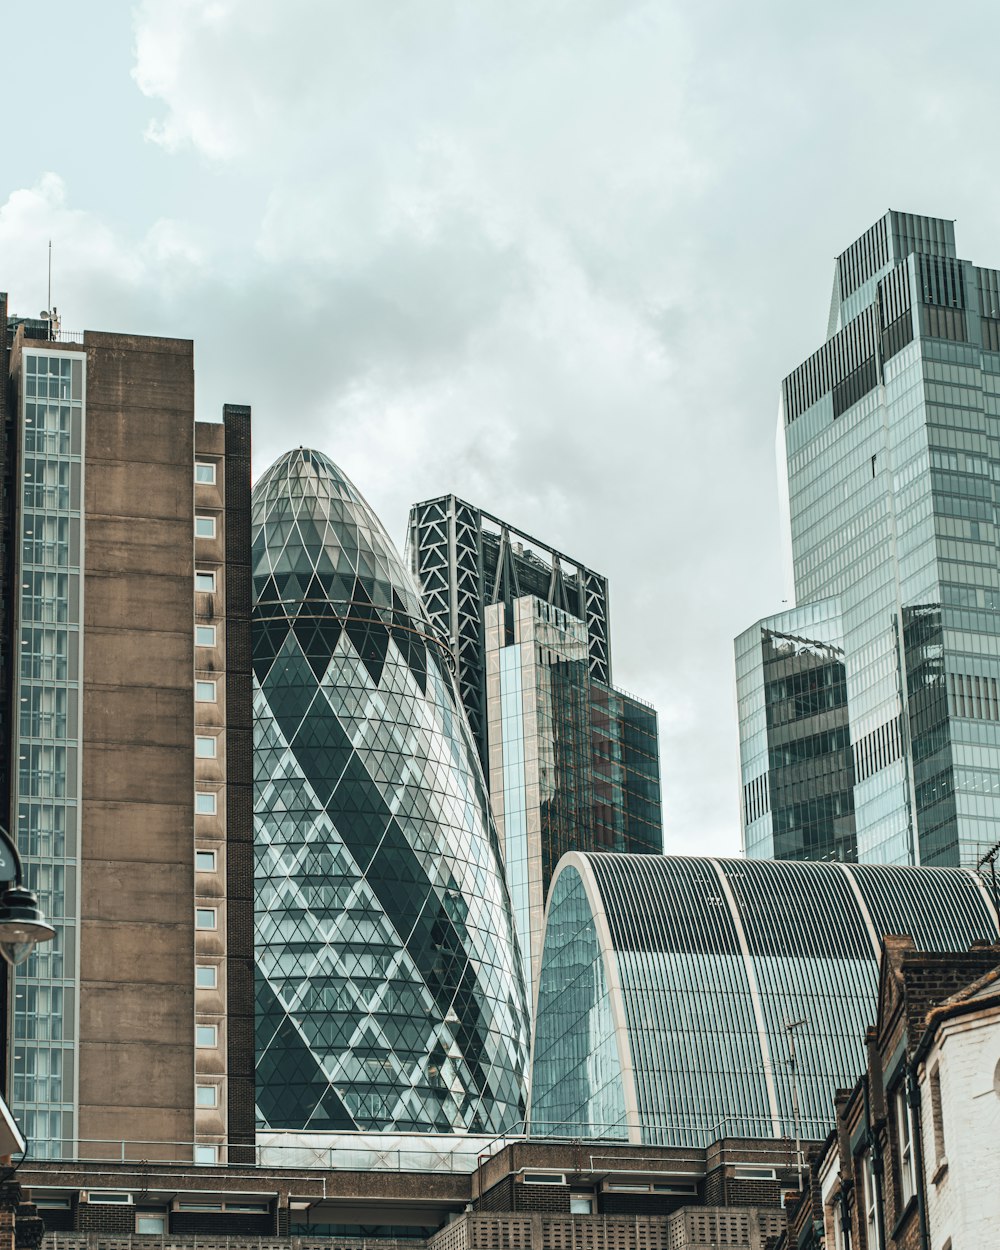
[529,852,999,1146]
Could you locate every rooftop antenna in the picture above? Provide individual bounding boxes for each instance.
[40,240,60,342]
[785,1017,808,1190]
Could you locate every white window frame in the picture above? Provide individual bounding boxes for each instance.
[195,736,217,759]
[195,964,218,989]
[895,1085,915,1206]
[861,1150,880,1250]
[195,1084,219,1108]
[195,907,218,930]
[194,462,217,485]
[196,1025,218,1048]
[195,625,216,648]
[194,1144,218,1165]
[136,1213,166,1235]
[195,850,216,873]
[930,1063,946,1169]
[195,570,216,592]
[195,791,217,815]
[195,679,217,702]
[195,515,216,539]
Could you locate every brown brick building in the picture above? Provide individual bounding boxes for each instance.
[0,299,253,1165]
[782,936,1000,1249]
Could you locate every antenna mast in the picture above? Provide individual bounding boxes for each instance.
[785,1017,807,1190]
[42,241,60,342]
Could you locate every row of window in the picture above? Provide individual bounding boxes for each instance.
[193,481,223,1151]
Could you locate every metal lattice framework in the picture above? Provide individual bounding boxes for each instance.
[407,495,611,767]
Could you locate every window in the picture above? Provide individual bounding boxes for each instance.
[136,1214,166,1235]
[194,1144,217,1165]
[196,1025,217,1047]
[196,908,217,930]
[831,1194,851,1250]
[195,625,216,647]
[861,1150,880,1250]
[196,1084,218,1108]
[195,736,216,758]
[569,1195,593,1214]
[734,1166,777,1180]
[895,1086,915,1205]
[195,570,216,592]
[195,964,218,989]
[196,680,217,702]
[930,1064,946,1168]
[178,1201,268,1214]
[523,1173,566,1185]
[195,791,217,815]
[34,1198,71,1211]
[88,1193,132,1205]
[195,515,216,539]
[195,462,216,485]
[196,850,216,872]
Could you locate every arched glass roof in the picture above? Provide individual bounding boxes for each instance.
[529,852,999,1145]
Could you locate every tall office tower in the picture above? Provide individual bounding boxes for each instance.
[735,601,857,863]
[0,297,253,1162]
[736,210,1000,868]
[408,497,662,1000]
[252,450,528,1135]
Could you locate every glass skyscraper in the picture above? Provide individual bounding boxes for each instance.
[253,450,528,1134]
[737,211,1000,867]
[408,496,661,1005]
[735,601,856,862]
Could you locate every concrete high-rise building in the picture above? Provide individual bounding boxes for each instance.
[408,497,662,1001]
[252,451,528,1136]
[0,297,253,1162]
[736,211,1000,868]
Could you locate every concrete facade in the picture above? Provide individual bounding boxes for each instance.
[78,332,197,1155]
[16,1137,796,1246]
[1,310,253,1163]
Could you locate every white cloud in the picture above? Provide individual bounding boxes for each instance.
[0,173,210,333]
[4,1,998,857]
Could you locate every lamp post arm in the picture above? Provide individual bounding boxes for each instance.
[0,828,23,889]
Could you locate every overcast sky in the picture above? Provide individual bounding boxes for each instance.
[2,1,999,856]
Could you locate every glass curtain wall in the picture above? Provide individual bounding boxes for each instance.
[12,350,85,1157]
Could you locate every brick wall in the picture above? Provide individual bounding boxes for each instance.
[75,1206,134,1235]
[921,1008,1000,1250]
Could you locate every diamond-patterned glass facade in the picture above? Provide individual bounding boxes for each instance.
[252,449,528,1133]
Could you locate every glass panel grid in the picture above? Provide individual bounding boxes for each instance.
[12,350,85,1158]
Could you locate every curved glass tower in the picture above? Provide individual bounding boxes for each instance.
[252,448,528,1133]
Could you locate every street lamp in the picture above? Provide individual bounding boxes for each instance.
[0,826,54,967]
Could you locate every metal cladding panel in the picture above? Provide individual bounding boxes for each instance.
[252,449,528,1134]
[530,853,1000,1147]
[716,858,877,1135]
[850,863,999,949]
